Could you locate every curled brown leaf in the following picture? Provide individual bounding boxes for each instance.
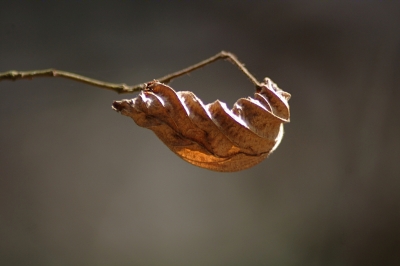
[112,78,290,172]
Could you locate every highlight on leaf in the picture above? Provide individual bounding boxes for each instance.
[112,77,290,172]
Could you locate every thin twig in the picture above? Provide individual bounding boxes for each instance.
[0,51,262,94]
[0,69,144,94]
[155,51,262,88]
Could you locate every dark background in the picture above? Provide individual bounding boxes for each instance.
[1,1,400,265]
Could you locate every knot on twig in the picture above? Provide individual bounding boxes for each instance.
[2,71,20,81]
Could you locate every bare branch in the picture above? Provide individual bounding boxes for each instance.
[0,51,262,94]
[0,69,145,94]
[155,51,262,89]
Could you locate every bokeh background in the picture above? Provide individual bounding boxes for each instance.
[1,1,400,265]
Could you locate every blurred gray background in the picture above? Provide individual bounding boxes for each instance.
[1,1,400,265]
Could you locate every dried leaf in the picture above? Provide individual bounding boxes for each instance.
[112,78,290,172]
